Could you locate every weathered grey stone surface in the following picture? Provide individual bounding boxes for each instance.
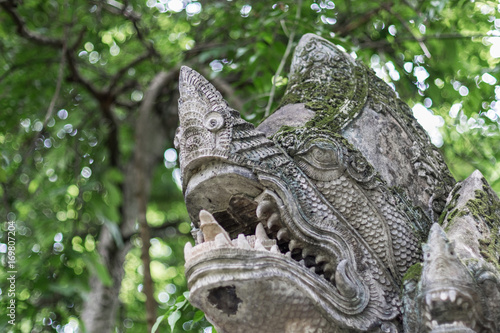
[266,33,455,222]
[257,103,315,138]
[174,34,500,332]
[403,170,500,332]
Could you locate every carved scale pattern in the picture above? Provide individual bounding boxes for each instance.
[177,67,403,328]
[283,34,368,132]
[225,107,412,307]
[281,34,455,220]
[274,129,422,280]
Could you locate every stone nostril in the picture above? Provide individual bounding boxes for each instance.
[207,286,242,316]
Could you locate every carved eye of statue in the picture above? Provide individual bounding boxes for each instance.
[203,112,224,132]
[311,146,335,165]
[299,141,341,170]
[294,140,345,181]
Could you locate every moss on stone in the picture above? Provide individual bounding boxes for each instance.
[454,180,500,267]
[439,183,461,227]
[278,58,368,133]
[402,262,423,284]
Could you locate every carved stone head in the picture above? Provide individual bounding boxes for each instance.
[175,34,472,333]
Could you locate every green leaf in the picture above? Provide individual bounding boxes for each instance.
[151,315,165,333]
[168,310,181,331]
[193,310,205,323]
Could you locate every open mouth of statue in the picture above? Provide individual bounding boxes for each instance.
[180,158,401,331]
[183,162,358,296]
[181,163,375,332]
[422,287,485,333]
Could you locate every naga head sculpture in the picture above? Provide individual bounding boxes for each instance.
[174,33,500,333]
[403,171,500,333]
[173,34,442,333]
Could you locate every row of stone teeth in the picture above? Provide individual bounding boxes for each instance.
[251,192,344,285]
[424,289,462,305]
[254,192,339,279]
[423,312,476,330]
[255,191,289,241]
[184,208,357,298]
[184,210,280,262]
[423,290,477,331]
[182,206,331,277]
[425,320,475,331]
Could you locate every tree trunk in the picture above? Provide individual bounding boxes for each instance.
[81,71,179,332]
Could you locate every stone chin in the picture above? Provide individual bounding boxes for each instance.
[176,66,401,332]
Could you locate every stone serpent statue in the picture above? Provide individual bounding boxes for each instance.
[174,34,500,333]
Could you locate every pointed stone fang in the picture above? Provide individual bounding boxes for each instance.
[215,232,232,248]
[255,223,269,241]
[199,210,231,242]
[277,228,289,241]
[302,247,314,258]
[267,213,280,230]
[426,293,432,306]
[184,242,193,261]
[256,200,274,219]
[289,240,301,251]
[254,239,267,251]
[449,289,457,302]
[315,255,328,264]
[270,245,280,253]
[237,234,252,250]
[323,263,334,274]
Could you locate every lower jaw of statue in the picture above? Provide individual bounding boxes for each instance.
[182,162,399,332]
[421,286,485,333]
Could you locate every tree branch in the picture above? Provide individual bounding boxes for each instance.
[93,0,156,52]
[44,32,68,126]
[265,0,302,117]
[12,26,68,181]
[65,51,102,98]
[129,70,178,331]
[115,99,139,110]
[358,33,492,49]
[384,4,431,58]
[0,1,64,47]
[334,3,389,37]
[0,58,60,84]
[107,52,152,93]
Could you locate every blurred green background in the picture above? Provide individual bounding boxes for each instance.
[0,0,499,332]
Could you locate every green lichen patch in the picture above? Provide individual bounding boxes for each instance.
[278,45,368,133]
[439,183,462,228]
[402,263,423,285]
[466,185,500,229]
[459,180,500,267]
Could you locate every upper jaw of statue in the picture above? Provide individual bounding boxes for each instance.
[175,66,409,332]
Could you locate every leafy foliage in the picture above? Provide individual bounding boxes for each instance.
[0,0,499,332]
